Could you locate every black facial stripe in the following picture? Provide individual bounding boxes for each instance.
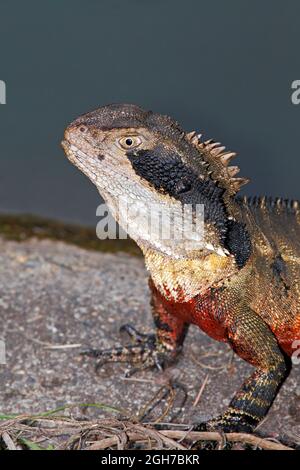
[127,145,228,235]
[127,145,252,268]
[127,146,196,197]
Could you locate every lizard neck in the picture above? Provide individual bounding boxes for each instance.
[142,247,238,302]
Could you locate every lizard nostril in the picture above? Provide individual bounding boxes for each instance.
[79,125,88,133]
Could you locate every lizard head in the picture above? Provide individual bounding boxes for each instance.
[62,103,251,265]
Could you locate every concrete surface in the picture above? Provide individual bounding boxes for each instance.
[0,237,300,443]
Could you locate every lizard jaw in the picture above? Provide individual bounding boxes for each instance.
[61,139,85,167]
[61,139,102,186]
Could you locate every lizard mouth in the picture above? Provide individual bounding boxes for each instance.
[61,139,70,150]
[61,139,92,165]
[61,139,73,160]
[61,139,77,162]
[61,139,101,185]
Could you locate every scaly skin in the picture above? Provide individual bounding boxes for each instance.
[62,103,300,433]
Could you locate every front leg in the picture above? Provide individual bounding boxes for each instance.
[82,278,188,375]
[195,306,290,434]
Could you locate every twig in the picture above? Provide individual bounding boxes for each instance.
[88,426,186,451]
[191,353,226,371]
[86,428,292,451]
[160,430,293,451]
[43,344,82,350]
[1,431,17,450]
[122,377,154,384]
[193,374,209,407]
[87,429,293,451]
[0,415,294,450]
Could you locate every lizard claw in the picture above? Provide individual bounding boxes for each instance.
[81,323,176,376]
[119,323,155,343]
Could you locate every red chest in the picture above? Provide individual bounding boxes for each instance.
[161,286,228,342]
[272,322,300,357]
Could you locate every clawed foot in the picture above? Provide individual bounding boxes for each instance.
[191,410,259,449]
[81,324,178,377]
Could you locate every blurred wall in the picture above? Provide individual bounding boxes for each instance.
[0,0,299,225]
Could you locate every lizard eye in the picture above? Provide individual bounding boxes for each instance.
[118,136,142,150]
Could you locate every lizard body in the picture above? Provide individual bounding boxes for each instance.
[62,103,300,433]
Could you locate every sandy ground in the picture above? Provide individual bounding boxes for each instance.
[0,237,300,443]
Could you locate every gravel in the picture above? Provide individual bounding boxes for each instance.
[0,237,299,443]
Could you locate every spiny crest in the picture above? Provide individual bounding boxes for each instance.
[241,195,300,212]
[185,131,249,195]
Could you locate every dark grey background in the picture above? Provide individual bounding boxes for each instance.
[0,0,299,225]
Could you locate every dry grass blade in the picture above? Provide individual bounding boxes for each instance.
[191,353,226,371]
[160,430,293,451]
[87,424,186,450]
[135,381,186,424]
[1,431,18,450]
[133,423,186,450]
[193,374,209,407]
[0,414,294,450]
